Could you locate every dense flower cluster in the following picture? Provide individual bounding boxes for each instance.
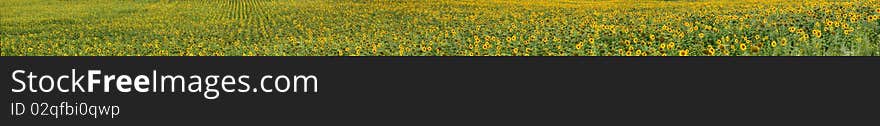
[1,0,878,56]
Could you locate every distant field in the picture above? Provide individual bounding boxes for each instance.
[1,0,879,56]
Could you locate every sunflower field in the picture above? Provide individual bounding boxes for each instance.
[2,0,879,56]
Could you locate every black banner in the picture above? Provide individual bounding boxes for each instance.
[3,57,877,124]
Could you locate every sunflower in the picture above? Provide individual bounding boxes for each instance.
[812,30,822,38]
[739,43,747,51]
[771,41,777,48]
[513,48,519,55]
[706,45,716,55]
[473,35,481,44]
[588,38,595,45]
